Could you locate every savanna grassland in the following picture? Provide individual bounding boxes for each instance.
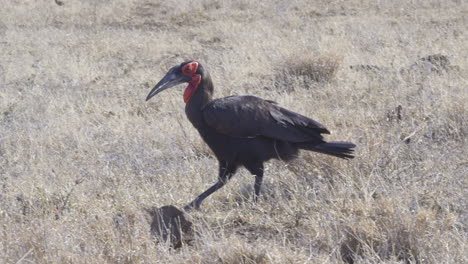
[0,0,467,263]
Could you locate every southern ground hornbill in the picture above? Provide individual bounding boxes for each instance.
[146,61,355,210]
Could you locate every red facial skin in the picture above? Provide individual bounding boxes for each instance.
[181,62,201,103]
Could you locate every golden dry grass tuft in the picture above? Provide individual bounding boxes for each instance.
[284,54,341,83]
[1,0,467,263]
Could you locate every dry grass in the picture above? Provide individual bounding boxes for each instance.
[1,0,467,263]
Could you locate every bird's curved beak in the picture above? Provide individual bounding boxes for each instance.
[146,68,191,101]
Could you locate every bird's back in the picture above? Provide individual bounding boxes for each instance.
[202,95,329,143]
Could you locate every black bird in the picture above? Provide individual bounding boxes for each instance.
[146,61,355,210]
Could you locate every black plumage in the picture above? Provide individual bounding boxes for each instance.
[146,61,355,210]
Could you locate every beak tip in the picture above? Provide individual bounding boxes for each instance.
[146,91,155,101]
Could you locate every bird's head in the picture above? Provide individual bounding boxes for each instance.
[146,61,203,103]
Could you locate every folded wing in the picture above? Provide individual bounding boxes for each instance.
[202,95,330,143]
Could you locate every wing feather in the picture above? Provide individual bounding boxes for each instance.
[202,95,330,143]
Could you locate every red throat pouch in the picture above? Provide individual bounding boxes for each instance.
[183,74,202,103]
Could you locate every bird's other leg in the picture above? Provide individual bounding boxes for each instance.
[184,161,237,211]
[245,162,264,201]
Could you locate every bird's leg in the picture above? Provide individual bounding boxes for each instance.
[245,163,264,201]
[254,174,264,199]
[183,180,226,211]
[184,161,237,211]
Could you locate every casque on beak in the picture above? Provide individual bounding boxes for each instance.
[146,67,192,101]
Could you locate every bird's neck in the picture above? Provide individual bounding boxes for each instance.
[185,73,213,128]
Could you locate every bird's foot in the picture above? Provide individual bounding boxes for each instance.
[183,204,194,212]
[183,201,201,212]
[253,192,262,203]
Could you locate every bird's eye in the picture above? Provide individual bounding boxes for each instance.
[182,62,198,75]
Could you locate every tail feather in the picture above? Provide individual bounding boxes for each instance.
[298,141,356,159]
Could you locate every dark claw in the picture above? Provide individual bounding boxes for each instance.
[183,200,201,211]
